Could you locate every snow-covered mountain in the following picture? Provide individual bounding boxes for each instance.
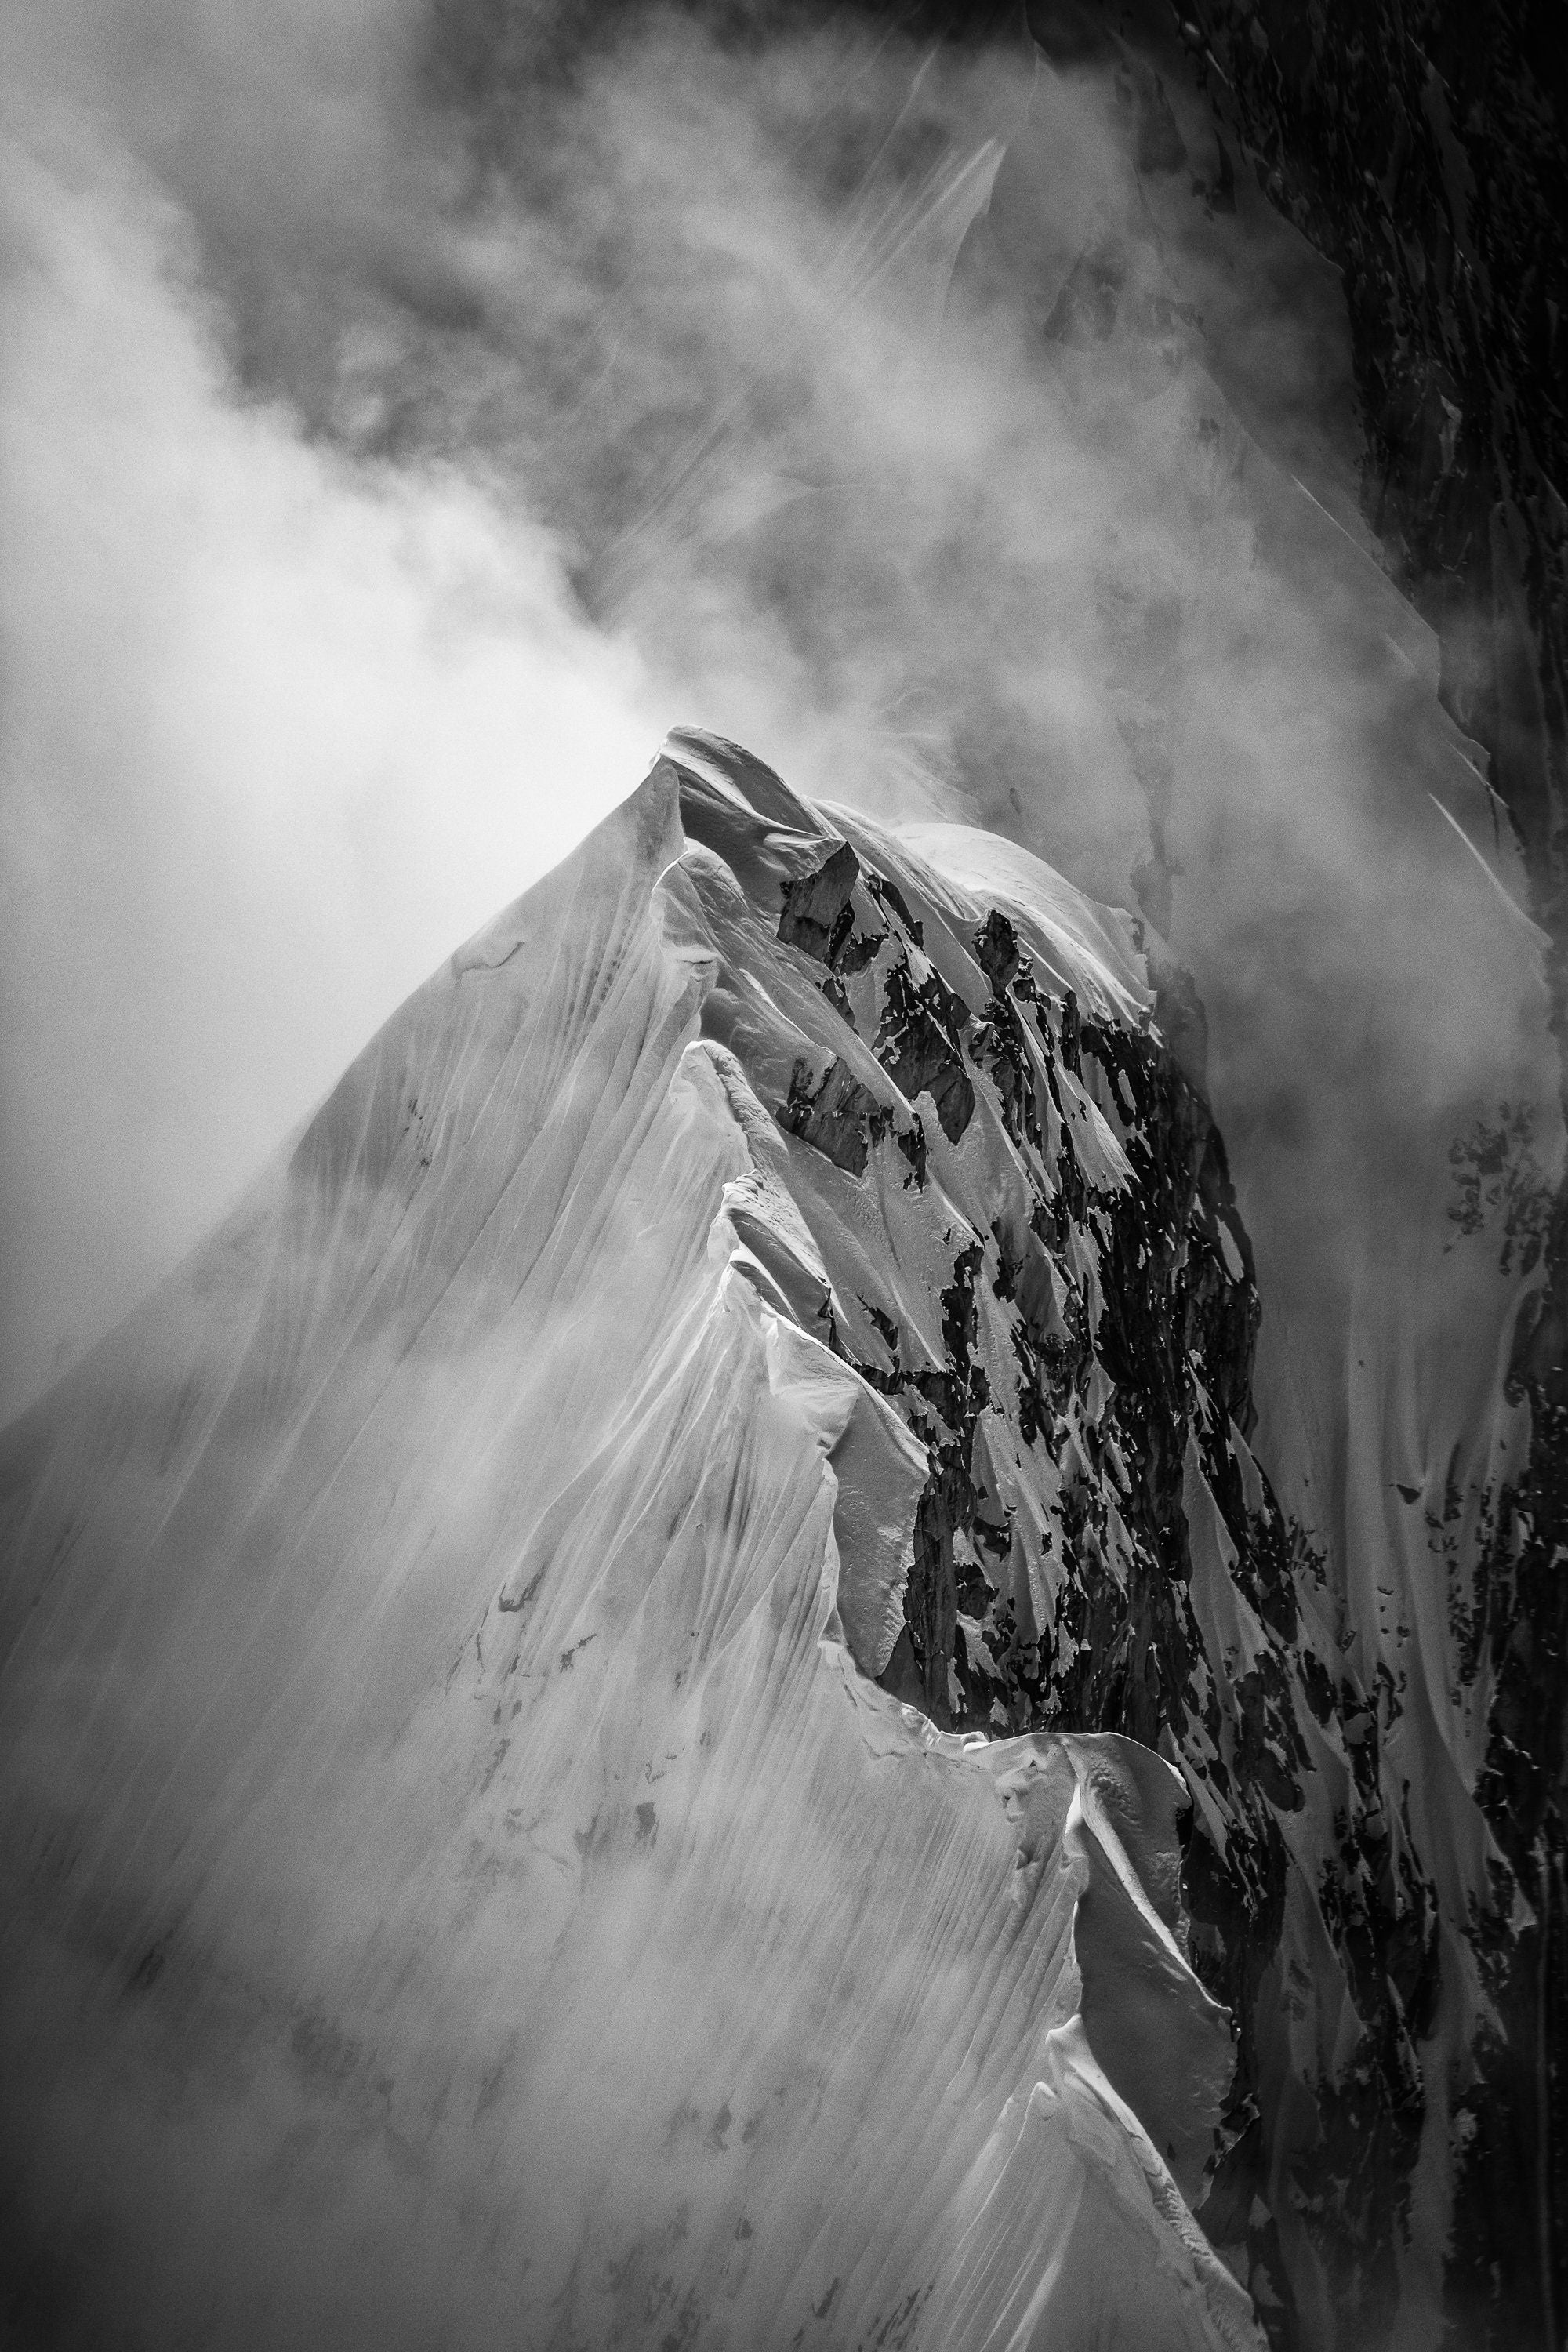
[0,721,1540,2350]
[4,0,1563,2333]
[2,734,1264,2350]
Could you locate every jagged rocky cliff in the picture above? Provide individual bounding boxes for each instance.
[0,727,1527,2350]
[666,732,1526,2349]
[1019,4,1567,2340]
[1190,16,1568,2333]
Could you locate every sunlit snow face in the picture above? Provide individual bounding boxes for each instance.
[0,747,1261,2352]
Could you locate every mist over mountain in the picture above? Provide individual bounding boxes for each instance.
[1,3,1563,2347]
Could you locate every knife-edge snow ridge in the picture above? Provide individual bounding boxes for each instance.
[2,735,1309,2347]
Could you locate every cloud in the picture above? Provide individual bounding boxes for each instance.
[0,85,657,1417]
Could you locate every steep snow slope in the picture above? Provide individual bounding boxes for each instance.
[0,741,1261,2351]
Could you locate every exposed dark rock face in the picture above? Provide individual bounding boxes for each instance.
[855,2,1565,2336]
[778,840,863,966]
[779,1054,889,1175]
[745,787,1456,2348]
[1092,7,1568,2340]
[1178,0,1564,829]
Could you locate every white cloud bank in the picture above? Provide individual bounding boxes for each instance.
[0,103,657,1417]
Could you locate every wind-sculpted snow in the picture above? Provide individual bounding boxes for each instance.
[2,727,1534,2350]
[659,735,1527,2337]
[0,745,1263,2351]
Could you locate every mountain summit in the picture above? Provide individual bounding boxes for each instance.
[0,733,1514,2347]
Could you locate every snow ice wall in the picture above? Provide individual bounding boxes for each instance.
[0,739,1261,2351]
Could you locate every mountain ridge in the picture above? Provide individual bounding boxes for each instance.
[0,738,1263,2351]
[0,731,1530,2348]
